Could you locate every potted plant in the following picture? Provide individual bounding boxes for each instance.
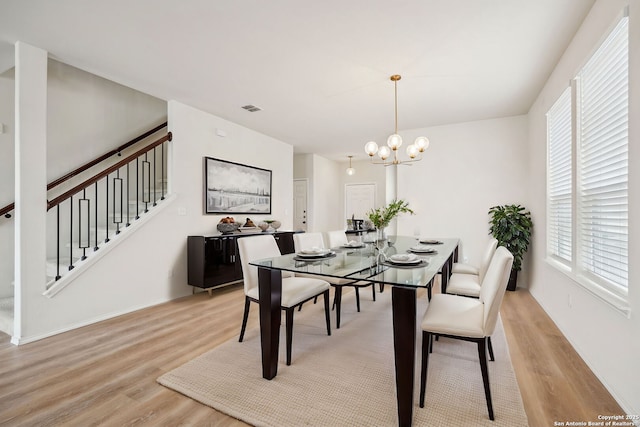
[488,204,532,291]
[367,199,414,241]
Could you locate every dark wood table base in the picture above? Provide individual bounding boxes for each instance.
[392,286,417,427]
[258,267,281,379]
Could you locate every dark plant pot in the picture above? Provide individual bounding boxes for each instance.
[507,269,518,291]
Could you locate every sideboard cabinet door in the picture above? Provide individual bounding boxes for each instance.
[187,231,300,290]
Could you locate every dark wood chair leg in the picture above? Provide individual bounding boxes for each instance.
[379,283,384,293]
[285,308,294,366]
[478,337,495,420]
[335,286,343,329]
[323,290,331,336]
[371,283,376,301]
[430,334,439,353]
[419,331,431,407]
[355,287,361,312]
[238,296,251,342]
[487,336,495,361]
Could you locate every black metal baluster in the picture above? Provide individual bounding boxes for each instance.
[79,189,89,261]
[136,157,140,219]
[69,196,74,271]
[153,146,157,206]
[55,205,61,280]
[114,171,123,235]
[105,175,110,243]
[126,163,131,226]
[94,182,99,251]
[161,141,165,200]
[143,153,150,213]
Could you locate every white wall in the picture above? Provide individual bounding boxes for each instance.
[294,153,346,233]
[170,101,294,232]
[0,68,15,297]
[1,59,167,300]
[341,158,386,218]
[46,60,167,182]
[0,68,14,208]
[395,116,529,274]
[310,155,343,232]
[527,0,639,414]
[13,97,295,342]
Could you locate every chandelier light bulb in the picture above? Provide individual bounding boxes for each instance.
[378,145,391,160]
[406,144,419,159]
[414,136,430,152]
[364,141,379,157]
[387,133,403,150]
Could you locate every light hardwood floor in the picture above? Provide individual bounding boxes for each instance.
[0,284,623,426]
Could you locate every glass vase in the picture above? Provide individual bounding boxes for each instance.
[376,227,387,251]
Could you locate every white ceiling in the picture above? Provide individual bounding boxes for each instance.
[0,0,595,161]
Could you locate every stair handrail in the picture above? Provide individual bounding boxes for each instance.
[0,203,14,218]
[1,122,167,218]
[47,132,172,211]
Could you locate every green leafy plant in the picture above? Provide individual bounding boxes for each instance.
[367,199,414,229]
[488,204,532,271]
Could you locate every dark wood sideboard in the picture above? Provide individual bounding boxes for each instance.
[187,230,300,294]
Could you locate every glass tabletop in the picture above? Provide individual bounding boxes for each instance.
[250,236,459,288]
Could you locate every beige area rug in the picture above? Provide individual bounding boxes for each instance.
[158,289,528,426]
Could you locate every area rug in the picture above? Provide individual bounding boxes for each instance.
[158,290,528,426]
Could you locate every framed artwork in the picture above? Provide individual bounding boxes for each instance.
[204,157,272,214]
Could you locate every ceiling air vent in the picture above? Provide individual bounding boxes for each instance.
[241,104,262,112]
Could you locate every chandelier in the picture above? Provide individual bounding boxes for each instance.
[346,155,356,176]
[364,75,429,166]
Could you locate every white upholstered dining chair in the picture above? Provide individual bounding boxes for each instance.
[325,230,349,248]
[446,238,498,298]
[419,246,513,420]
[237,234,331,366]
[293,232,376,328]
[293,232,326,254]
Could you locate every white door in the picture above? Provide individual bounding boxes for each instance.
[345,183,376,222]
[293,179,308,231]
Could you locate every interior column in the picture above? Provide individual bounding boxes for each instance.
[13,42,47,344]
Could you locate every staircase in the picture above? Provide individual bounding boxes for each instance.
[45,185,169,285]
[0,123,172,335]
[0,295,13,334]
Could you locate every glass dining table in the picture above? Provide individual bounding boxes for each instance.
[250,235,459,427]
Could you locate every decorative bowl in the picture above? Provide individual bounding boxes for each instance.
[271,220,282,231]
[217,223,239,234]
[258,222,270,232]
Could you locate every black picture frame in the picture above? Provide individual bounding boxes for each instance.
[204,157,272,214]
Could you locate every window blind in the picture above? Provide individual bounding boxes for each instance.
[578,16,629,291]
[547,87,572,263]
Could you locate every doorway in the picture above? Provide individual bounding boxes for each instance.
[293,179,308,231]
[345,183,376,224]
